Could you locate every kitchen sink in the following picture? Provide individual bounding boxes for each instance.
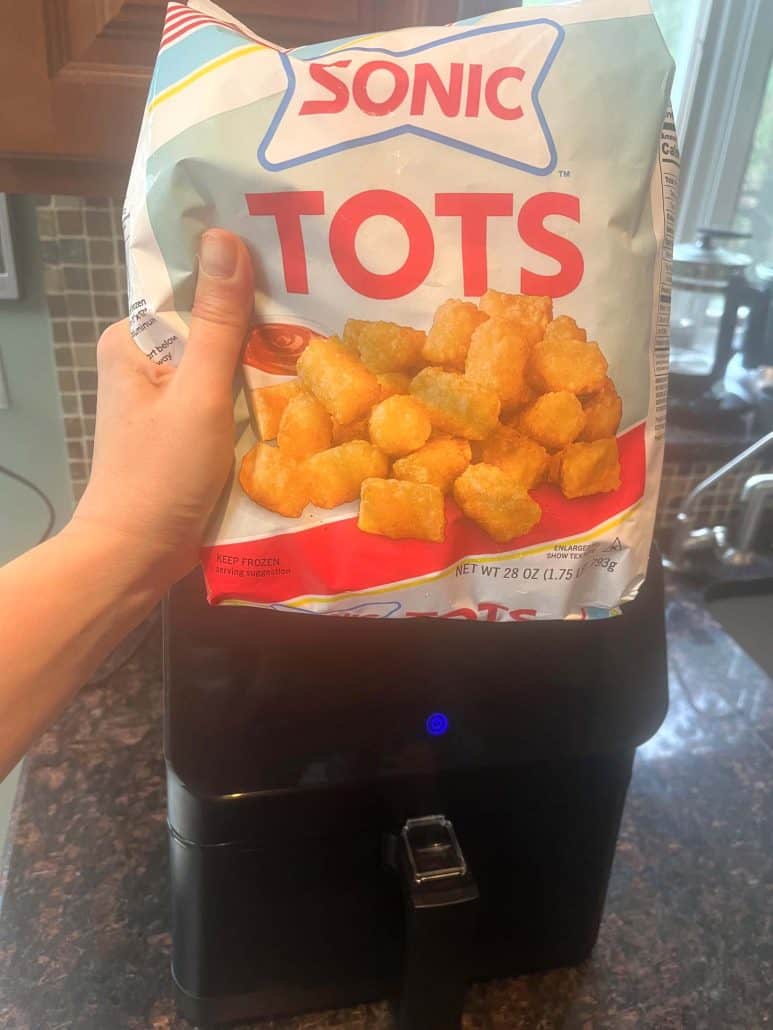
[705,578,773,679]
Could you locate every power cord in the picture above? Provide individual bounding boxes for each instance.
[0,463,57,546]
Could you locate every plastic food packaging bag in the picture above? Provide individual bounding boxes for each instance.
[124,0,677,620]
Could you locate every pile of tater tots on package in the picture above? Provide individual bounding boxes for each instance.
[241,291,622,545]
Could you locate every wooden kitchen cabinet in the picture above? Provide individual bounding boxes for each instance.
[0,0,469,197]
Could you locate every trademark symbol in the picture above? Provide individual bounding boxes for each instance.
[558,169,571,178]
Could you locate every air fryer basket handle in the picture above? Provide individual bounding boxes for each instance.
[390,816,479,1030]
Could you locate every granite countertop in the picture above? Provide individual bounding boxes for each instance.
[1,576,772,1030]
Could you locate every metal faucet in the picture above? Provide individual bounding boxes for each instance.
[732,473,773,558]
[668,430,773,570]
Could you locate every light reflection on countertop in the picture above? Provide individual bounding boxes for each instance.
[639,579,773,761]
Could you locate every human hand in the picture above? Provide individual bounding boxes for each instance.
[69,229,254,590]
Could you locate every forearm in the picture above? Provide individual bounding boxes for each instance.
[0,522,164,780]
[0,231,251,782]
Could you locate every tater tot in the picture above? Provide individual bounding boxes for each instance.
[277,392,332,461]
[546,449,564,485]
[481,425,549,490]
[529,338,608,394]
[501,383,540,420]
[422,299,488,369]
[543,315,587,342]
[479,290,552,322]
[375,372,412,401]
[557,438,621,498]
[358,478,445,542]
[332,417,369,445]
[306,441,389,509]
[518,391,586,450]
[239,443,309,518]
[297,336,381,424]
[392,437,472,493]
[465,317,532,408]
[469,439,484,463]
[453,464,541,543]
[337,333,360,355]
[479,289,514,318]
[479,290,552,344]
[368,395,432,456]
[343,319,425,373]
[579,377,623,441]
[251,380,303,441]
[410,367,500,440]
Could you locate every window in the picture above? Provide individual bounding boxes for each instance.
[674,1,773,245]
[733,66,773,267]
[650,0,703,132]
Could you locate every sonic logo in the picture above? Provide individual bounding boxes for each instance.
[259,19,563,174]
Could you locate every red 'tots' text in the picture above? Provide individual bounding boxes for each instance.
[245,189,583,300]
[406,602,538,621]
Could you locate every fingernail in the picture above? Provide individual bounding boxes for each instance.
[200,231,238,279]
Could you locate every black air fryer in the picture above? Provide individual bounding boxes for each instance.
[164,551,668,1027]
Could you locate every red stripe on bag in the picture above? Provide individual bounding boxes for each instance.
[162,3,197,33]
[162,15,230,46]
[160,2,283,52]
[164,7,193,26]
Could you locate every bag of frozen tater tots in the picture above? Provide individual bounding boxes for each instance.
[124,0,677,620]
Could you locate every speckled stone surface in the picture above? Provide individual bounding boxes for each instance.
[1,577,771,1030]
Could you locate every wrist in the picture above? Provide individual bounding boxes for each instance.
[61,516,186,608]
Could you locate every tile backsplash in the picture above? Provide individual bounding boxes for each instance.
[35,195,128,499]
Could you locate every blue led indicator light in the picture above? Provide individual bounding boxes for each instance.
[426,712,450,736]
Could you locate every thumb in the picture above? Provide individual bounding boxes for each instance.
[177,229,254,393]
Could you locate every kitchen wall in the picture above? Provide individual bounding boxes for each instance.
[35,195,128,500]
[0,195,73,866]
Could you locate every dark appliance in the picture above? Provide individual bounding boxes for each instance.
[669,227,754,427]
[165,551,668,1027]
[723,264,773,432]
